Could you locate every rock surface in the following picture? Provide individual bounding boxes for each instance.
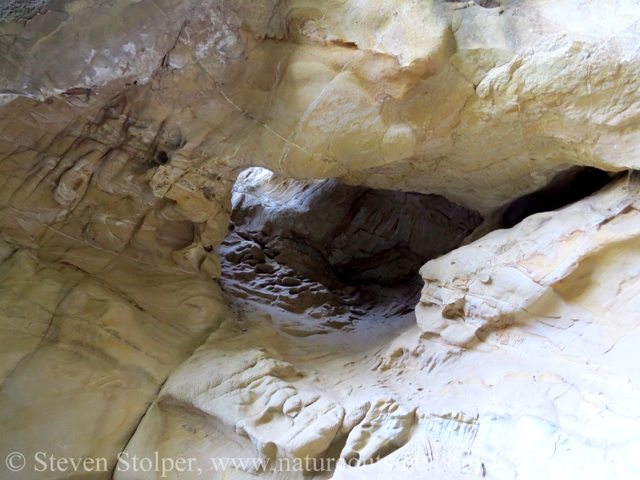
[418,172,640,348]
[230,167,482,286]
[0,0,640,479]
[2,0,640,213]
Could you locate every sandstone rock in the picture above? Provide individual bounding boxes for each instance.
[0,1,640,479]
[230,167,482,286]
[2,0,639,213]
[0,248,228,479]
[417,172,640,348]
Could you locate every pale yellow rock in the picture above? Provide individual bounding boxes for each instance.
[1,0,639,212]
[417,173,640,347]
[0,1,640,479]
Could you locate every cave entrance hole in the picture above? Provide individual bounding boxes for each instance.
[499,166,622,229]
[216,165,623,322]
[218,167,483,320]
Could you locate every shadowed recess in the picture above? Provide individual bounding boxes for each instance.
[501,167,622,229]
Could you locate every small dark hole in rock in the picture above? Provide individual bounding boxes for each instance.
[155,151,169,165]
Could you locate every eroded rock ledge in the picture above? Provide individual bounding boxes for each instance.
[116,172,640,480]
[0,0,640,479]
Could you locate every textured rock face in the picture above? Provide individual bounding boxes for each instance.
[0,0,640,479]
[218,166,480,326]
[0,0,51,24]
[0,247,229,478]
[417,172,640,348]
[2,0,640,212]
[115,173,640,480]
[229,167,482,286]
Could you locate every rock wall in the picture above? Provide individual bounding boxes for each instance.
[229,167,482,286]
[2,0,640,213]
[0,0,640,479]
[418,172,640,348]
[115,173,640,480]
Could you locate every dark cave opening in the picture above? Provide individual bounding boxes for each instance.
[227,169,483,287]
[218,168,483,319]
[500,167,622,229]
[217,166,622,321]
